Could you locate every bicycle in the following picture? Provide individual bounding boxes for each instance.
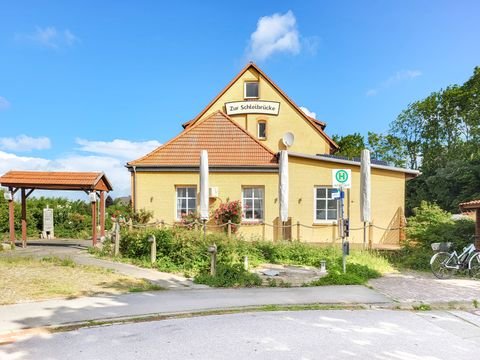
[430,242,480,279]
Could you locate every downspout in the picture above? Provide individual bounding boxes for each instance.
[132,165,137,212]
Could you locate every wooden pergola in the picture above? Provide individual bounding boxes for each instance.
[459,199,480,250]
[0,171,113,247]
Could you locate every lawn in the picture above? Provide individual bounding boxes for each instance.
[0,256,163,305]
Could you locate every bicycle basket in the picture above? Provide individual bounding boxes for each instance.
[431,242,452,252]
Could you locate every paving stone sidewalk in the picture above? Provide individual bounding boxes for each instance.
[368,271,480,304]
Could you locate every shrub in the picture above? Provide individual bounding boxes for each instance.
[194,263,262,287]
[307,262,381,286]
[213,200,242,233]
[407,201,475,250]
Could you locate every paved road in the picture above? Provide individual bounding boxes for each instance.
[1,309,479,359]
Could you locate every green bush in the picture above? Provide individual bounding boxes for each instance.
[307,263,381,286]
[194,263,262,287]
[407,201,475,250]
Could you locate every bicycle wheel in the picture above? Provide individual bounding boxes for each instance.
[469,252,480,279]
[430,252,456,279]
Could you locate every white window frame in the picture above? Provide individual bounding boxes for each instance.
[242,187,264,222]
[313,186,338,224]
[257,120,267,140]
[175,186,197,221]
[244,81,259,99]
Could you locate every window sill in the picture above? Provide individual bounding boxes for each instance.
[241,220,263,226]
[313,221,337,226]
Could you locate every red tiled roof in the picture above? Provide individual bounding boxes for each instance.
[459,199,480,210]
[0,171,112,191]
[128,110,277,167]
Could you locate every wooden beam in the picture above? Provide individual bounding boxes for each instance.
[100,191,105,238]
[21,188,27,248]
[91,198,97,247]
[8,187,15,246]
[25,189,34,198]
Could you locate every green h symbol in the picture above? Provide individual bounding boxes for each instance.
[336,170,348,183]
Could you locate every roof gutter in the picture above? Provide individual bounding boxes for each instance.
[288,151,421,177]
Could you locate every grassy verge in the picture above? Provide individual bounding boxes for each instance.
[91,228,395,287]
[0,256,164,305]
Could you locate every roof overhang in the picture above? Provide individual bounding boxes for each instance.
[126,165,278,173]
[459,200,480,211]
[288,151,421,178]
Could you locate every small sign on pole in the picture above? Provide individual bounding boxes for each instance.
[332,169,352,189]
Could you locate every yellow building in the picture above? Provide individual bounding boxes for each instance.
[127,63,418,248]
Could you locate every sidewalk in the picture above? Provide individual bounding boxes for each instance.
[0,286,391,334]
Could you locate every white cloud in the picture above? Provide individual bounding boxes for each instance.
[16,26,79,49]
[0,96,10,110]
[246,10,301,61]
[299,106,316,119]
[0,135,51,152]
[0,138,161,197]
[366,69,422,96]
[75,138,161,160]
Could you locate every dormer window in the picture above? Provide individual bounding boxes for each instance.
[244,81,259,99]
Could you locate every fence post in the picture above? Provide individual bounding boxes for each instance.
[368,221,373,250]
[161,220,165,229]
[296,221,300,241]
[262,222,266,241]
[227,220,232,238]
[114,221,120,256]
[128,219,133,231]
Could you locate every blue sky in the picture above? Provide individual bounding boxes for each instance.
[1,1,480,196]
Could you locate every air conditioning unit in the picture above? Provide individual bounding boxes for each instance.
[209,187,219,198]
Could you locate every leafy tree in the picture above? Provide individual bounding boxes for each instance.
[332,133,365,158]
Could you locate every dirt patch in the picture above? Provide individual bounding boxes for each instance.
[0,256,163,305]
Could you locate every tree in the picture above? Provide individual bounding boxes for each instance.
[332,133,365,158]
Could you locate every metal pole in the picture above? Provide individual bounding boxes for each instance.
[114,221,120,256]
[341,187,346,274]
[8,188,15,246]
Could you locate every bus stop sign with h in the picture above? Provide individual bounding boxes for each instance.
[332,169,351,273]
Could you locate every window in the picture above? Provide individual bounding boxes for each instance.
[257,120,266,139]
[244,81,259,98]
[314,187,338,222]
[176,186,197,220]
[242,187,264,221]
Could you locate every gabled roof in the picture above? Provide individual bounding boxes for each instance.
[183,62,339,151]
[0,171,113,191]
[127,110,278,168]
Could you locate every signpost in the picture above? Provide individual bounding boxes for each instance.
[332,169,351,273]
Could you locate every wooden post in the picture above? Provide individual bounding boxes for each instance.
[100,191,105,238]
[150,235,156,265]
[21,188,27,248]
[368,221,373,250]
[8,187,15,246]
[262,222,266,241]
[114,221,120,256]
[91,199,97,247]
[161,220,165,229]
[296,221,300,241]
[227,220,232,238]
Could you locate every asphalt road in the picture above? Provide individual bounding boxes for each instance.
[1,309,479,359]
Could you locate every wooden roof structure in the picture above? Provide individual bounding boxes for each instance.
[0,171,112,192]
[459,199,480,250]
[0,171,113,248]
